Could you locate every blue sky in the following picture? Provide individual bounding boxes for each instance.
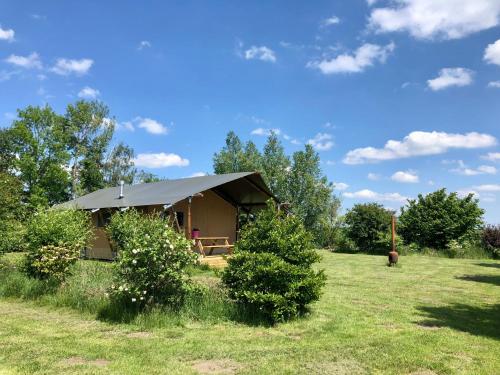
[1,0,499,223]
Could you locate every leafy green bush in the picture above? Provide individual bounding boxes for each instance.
[482,225,500,258]
[399,189,484,249]
[0,220,26,254]
[344,203,393,253]
[106,209,197,308]
[222,201,326,323]
[23,208,93,281]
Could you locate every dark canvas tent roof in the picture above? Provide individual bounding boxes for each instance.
[56,172,274,210]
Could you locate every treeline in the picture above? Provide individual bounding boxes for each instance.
[339,190,499,259]
[213,131,340,245]
[0,100,160,253]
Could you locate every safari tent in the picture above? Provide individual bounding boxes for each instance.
[57,172,274,260]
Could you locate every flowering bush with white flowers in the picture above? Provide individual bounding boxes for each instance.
[107,209,197,308]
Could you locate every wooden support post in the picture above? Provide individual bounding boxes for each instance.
[187,196,192,240]
[236,206,240,241]
[391,215,396,252]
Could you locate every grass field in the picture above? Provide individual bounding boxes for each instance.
[0,252,499,374]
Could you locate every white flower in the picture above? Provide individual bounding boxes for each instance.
[131,298,136,302]
[169,244,174,250]
[143,290,147,295]
[140,297,144,300]
[118,286,124,291]
[132,259,137,265]
[132,249,138,254]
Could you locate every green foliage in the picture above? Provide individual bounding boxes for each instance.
[4,105,71,210]
[103,142,137,186]
[106,209,198,308]
[222,202,326,323]
[213,131,263,174]
[0,173,26,254]
[0,221,26,254]
[399,189,484,249]
[213,131,339,245]
[223,252,325,322]
[482,225,500,258]
[23,209,93,281]
[344,203,393,253]
[65,100,114,196]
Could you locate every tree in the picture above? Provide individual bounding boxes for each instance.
[288,144,333,237]
[103,142,136,186]
[213,132,264,174]
[241,140,263,173]
[344,203,392,252]
[134,170,162,184]
[64,100,114,196]
[6,105,71,210]
[222,201,325,322]
[261,132,290,201]
[399,189,484,249]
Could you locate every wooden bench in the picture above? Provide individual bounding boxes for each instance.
[194,237,234,257]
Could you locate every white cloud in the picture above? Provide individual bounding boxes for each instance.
[5,52,42,69]
[321,16,340,27]
[334,182,349,191]
[244,46,276,63]
[391,170,419,183]
[482,152,500,162]
[368,0,500,40]
[0,26,14,42]
[343,189,408,203]
[117,121,135,132]
[367,172,381,181]
[449,160,497,175]
[473,184,500,192]
[135,117,168,135]
[189,172,207,177]
[77,86,100,99]
[51,58,93,75]
[484,39,500,65]
[308,133,334,151]
[308,42,395,74]
[344,131,497,165]
[138,40,152,50]
[427,68,473,91]
[0,70,20,82]
[133,152,189,168]
[251,128,281,136]
[488,81,500,88]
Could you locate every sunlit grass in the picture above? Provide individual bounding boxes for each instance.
[1,252,499,374]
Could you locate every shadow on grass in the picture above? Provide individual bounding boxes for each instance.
[417,303,500,340]
[475,262,500,269]
[456,275,500,286]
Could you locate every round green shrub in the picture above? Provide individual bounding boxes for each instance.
[23,208,93,281]
[107,209,198,308]
[222,201,326,323]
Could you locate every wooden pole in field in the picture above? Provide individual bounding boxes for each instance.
[187,196,192,239]
[392,215,396,252]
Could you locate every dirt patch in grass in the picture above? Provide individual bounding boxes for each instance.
[191,359,242,374]
[126,331,153,338]
[63,356,110,367]
[303,360,366,374]
[408,370,438,375]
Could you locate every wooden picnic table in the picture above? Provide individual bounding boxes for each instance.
[194,236,234,257]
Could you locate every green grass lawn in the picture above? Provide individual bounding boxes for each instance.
[0,252,499,374]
